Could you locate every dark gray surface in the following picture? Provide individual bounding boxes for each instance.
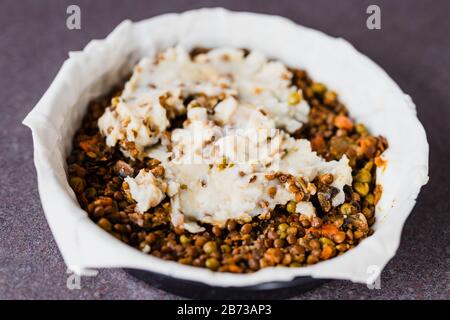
[0,0,449,300]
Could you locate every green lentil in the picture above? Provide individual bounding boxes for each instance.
[323,91,337,105]
[311,82,327,96]
[363,161,374,172]
[278,223,289,233]
[340,203,355,215]
[288,91,301,105]
[179,235,191,245]
[286,201,297,213]
[220,244,231,253]
[356,123,367,134]
[203,241,217,255]
[355,170,371,183]
[69,176,85,193]
[354,182,370,196]
[84,187,97,199]
[365,194,375,205]
[319,237,334,247]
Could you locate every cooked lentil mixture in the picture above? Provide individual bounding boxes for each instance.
[67,47,388,273]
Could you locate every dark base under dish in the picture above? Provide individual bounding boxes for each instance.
[125,268,327,299]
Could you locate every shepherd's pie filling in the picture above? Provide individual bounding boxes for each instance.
[98,47,352,232]
[68,46,388,272]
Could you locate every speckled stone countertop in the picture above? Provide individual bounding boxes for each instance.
[1,0,449,300]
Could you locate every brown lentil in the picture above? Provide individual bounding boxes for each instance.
[212,226,222,237]
[97,218,112,232]
[286,234,297,245]
[241,223,252,235]
[311,217,323,228]
[333,231,346,244]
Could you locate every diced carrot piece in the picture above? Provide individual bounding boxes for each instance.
[375,156,387,172]
[311,134,326,153]
[321,224,339,238]
[374,184,383,205]
[320,245,335,260]
[79,137,99,153]
[358,136,377,158]
[334,115,354,131]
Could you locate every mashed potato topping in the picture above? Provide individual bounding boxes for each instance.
[98,47,352,232]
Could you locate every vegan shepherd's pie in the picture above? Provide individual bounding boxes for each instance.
[67,47,388,272]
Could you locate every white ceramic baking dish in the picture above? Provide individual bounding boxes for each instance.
[23,8,429,291]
